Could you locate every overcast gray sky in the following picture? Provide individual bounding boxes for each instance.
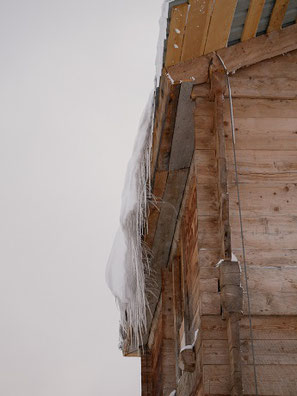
[0,0,163,394]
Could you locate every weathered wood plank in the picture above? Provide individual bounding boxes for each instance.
[229,184,297,217]
[233,248,297,267]
[241,339,297,365]
[231,214,297,250]
[242,365,297,395]
[195,117,297,151]
[241,0,266,41]
[194,150,217,185]
[165,3,189,68]
[181,0,213,62]
[202,340,229,365]
[243,290,297,315]
[227,149,297,185]
[201,316,228,340]
[169,83,195,171]
[204,0,238,54]
[240,316,297,340]
[267,0,290,33]
[156,84,181,171]
[197,183,219,216]
[192,76,297,99]
[203,365,231,394]
[145,170,168,249]
[162,269,177,394]
[152,169,189,270]
[167,24,297,84]
[241,266,297,294]
[151,76,172,173]
[195,97,297,118]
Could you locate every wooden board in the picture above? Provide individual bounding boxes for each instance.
[194,149,217,185]
[242,365,297,395]
[204,0,238,54]
[169,83,195,171]
[227,149,297,184]
[241,339,297,365]
[181,0,213,62]
[195,117,297,151]
[230,214,297,250]
[240,316,297,340]
[241,266,297,294]
[192,76,297,99]
[229,184,297,217]
[165,3,188,68]
[267,0,290,33]
[195,97,297,119]
[241,0,266,41]
[167,24,297,84]
[233,248,297,267]
[202,340,229,365]
[203,365,231,395]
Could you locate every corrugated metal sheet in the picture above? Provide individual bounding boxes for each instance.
[228,0,297,46]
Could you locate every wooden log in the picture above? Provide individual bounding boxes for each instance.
[192,77,297,100]
[227,149,297,185]
[203,365,231,394]
[167,24,297,84]
[195,97,297,119]
[241,339,297,365]
[230,214,297,250]
[179,347,196,372]
[202,339,229,364]
[242,365,297,395]
[240,316,297,340]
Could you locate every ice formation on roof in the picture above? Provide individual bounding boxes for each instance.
[106,0,172,348]
[106,1,173,349]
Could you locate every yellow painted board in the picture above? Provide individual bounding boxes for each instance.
[241,0,265,41]
[181,0,214,62]
[165,3,189,68]
[204,0,238,54]
[267,0,290,33]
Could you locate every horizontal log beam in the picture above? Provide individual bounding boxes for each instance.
[166,24,297,85]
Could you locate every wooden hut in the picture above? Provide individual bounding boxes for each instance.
[117,1,297,394]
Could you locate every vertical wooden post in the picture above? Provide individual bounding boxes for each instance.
[141,347,153,396]
[162,268,177,395]
[211,69,243,396]
[172,255,182,382]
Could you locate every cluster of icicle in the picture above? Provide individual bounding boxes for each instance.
[106,0,171,350]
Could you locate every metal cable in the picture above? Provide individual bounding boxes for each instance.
[216,54,259,396]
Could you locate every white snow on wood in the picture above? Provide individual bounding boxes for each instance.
[106,1,178,349]
[106,91,154,348]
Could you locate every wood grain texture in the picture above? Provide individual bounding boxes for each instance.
[204,0,238,54]
[165,3,189,68]
[241,0,265,41]
[267,0,290,33]
[181,0,213,62]
[168,24,297,84]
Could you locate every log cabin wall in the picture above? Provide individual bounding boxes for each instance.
[190,49,297,395]
[143,49,297,396]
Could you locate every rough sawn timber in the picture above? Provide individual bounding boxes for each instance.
[167,23,297,84]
